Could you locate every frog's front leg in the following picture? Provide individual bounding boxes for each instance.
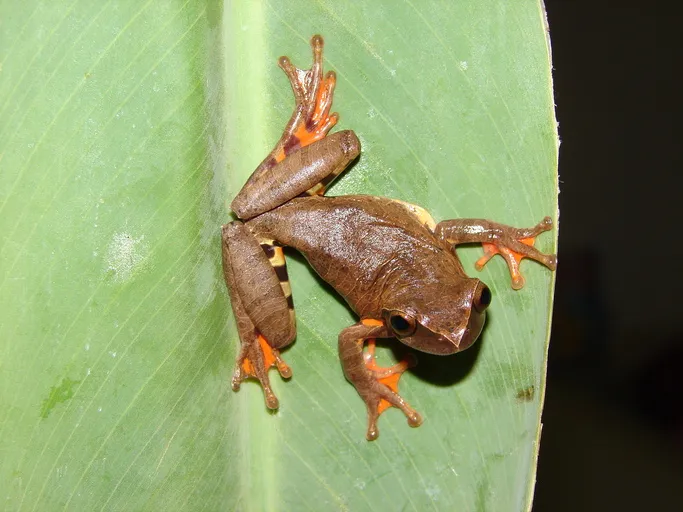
[436,217,557,289]
[339,319,422,441]
[222,222,295,409]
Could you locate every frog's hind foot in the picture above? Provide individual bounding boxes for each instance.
[277,34,339,156]
[222,222,296,409]
[231,333,292,410]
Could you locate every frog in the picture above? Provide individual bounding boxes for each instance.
[222,35,557,441]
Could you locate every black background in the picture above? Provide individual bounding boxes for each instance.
[534,1,682,510]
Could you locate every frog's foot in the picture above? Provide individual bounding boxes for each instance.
[276,34,338,160]
[362,339,422,441]
[232,333,292,410]
[475,216,557,290]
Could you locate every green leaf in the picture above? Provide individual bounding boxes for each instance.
[0,1,557,510]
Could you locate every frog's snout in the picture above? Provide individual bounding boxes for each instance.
[456,281,490,351]
[458,309,486,352]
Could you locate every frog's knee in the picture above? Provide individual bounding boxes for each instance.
[339,130,360,159]
[222,221,244,241]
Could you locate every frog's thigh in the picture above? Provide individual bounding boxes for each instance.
[222,221,296,348]
[231,130,360,220]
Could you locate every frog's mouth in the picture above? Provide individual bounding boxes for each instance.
[399,308,486,355]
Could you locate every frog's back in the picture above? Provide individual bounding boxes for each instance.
[247,195,453,313]
[248,195,439,256]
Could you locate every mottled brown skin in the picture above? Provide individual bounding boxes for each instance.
[247,196,490,353]
[222,35,557,440]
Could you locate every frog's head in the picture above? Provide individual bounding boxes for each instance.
[381,278,491,355]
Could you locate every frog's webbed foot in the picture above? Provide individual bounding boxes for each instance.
[231,333,292,409]
[436,216,557,290]
[339,320,422,441]
[475,217,557,289]
[276,35,338,157]
[362,339,422,441]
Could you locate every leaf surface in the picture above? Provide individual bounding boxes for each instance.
[0,1,557,510]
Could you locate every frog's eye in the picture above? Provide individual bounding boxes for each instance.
[389,312,417,337]
[473,282,492,313]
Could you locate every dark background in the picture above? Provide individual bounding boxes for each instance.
[534,1,682,510]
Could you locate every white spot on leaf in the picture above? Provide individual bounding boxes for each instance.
[105,232,148,282]
[425,484,441,500]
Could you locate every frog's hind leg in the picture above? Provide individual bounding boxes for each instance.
[231,35,360,220]
[231,130,360,219]
[296,144,351,198]
[222,221,296,409]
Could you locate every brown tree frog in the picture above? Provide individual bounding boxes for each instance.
[222,35,557,440]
